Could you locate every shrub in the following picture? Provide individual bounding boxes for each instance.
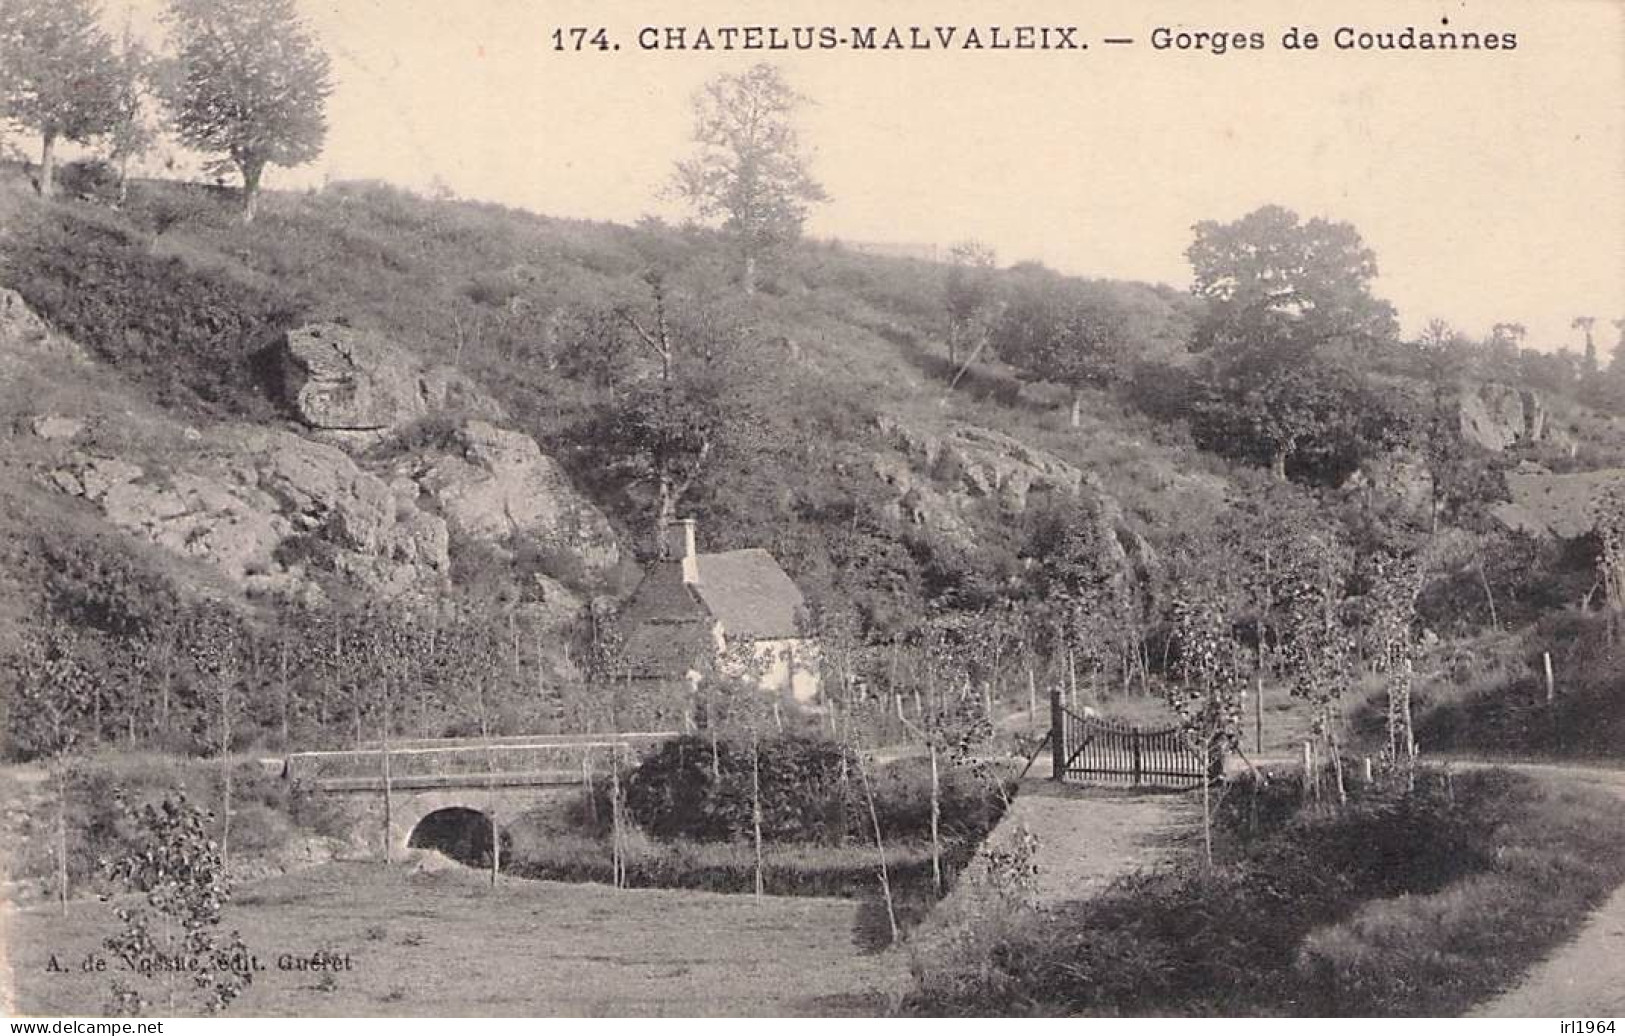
[623,733,854,843]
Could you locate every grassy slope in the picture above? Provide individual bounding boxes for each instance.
[0,175,1231,553]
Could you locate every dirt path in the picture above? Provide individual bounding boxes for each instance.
[999,780,1195,905]
[930,758,1197,922]
[1470,763,1625,1018]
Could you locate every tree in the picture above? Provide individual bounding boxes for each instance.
[105,22,158,204]
[1575,316,1598,376]
[1280,533,1357,805]
[943,240,1000,371]
[993,266,1132,427]
[102,791,252,1015]
[1366,549,1427,786]
[1594,479,1625,644]
[1188,205,1398,362]
[164,0,331,222]
[186,605,243,870]
[603,274,772,552]
[1168,577,1246,870]
[0,0,123,198]
[1187,206,1400,480]
[670,63,828,293]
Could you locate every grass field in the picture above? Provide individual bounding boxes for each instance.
[4,862,906,1017]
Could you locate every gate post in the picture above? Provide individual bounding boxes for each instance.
[1131,730,1143,787]
[1050,688,1065,782]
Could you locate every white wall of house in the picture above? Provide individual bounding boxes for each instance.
[718,637,822,704]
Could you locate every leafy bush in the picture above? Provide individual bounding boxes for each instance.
[623,733,854,843]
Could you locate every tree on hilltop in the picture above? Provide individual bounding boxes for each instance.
[944,240,1001,370]
[1187,206,1403,481]
[0,0,123,198]
[991,265,1132,428]
[670,63,828,294]
[165,0,331,222]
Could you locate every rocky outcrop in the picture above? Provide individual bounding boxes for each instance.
[1458,383,1548,452]
[401,420,619,574]
[44,426,452,600]
[1495,468,1625,539]
[0,287,86,373]
[871,417,1142,572]
[278,323,497,446]
[876,416,1089,513]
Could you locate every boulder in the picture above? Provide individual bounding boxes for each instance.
[870,418,1145,579]
[405,420,619,573]
[277,323,496,445]
[1458,383,1528,452]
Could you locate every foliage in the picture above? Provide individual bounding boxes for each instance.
[1187,206,1404,482]
[0,203,305,418]
[100,790,253,1015]
[1188,204,1398,361]
[164,0,331,220]
[623,732,853,843]
[0,0,123,196]
[1407,611,1625,760]
[619,733,1011,845]
[991,263,1133,424]
[942,240,1000,369]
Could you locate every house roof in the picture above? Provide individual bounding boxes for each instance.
[691,548,809,641]
[620,616,714,680]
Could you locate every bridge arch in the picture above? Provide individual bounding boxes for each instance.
[406,805,512,866]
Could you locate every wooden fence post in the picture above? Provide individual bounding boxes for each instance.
[1131,729,1143,787]
[1050,688,1065,782]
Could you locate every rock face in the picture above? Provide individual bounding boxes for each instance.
[45,426,452,600]
[0,287,86,373]
[12,290,611,615]
[872,416,1138,565]
[403,420,620,574]
[1495,468,1625,539]
[278,323,497,445]
[1458,383,1547,452]
[876,417,1088,514]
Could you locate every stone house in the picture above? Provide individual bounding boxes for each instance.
[616,520,821,703]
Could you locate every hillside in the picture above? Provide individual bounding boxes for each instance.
[1,169,1622,761]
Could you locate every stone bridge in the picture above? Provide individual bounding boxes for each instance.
[284,732,673,861]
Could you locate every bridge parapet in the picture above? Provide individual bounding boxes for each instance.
[286,732,673,792]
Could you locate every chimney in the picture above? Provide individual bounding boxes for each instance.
[679,517,699,585]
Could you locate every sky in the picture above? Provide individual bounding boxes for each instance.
[120,0,1624,352]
